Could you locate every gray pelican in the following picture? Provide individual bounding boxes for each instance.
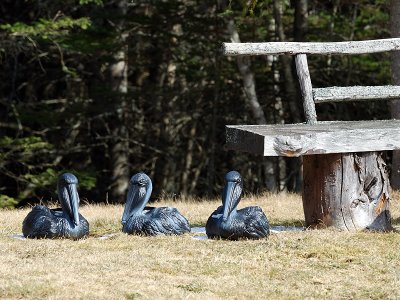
[22,173,89,239]
[206,171,270,240]
[122,172,190,236]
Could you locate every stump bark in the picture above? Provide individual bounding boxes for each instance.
[302,152,392,231]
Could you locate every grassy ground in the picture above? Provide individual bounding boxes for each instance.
[1,192,400,299]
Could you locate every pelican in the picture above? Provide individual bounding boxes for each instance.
[22,173,89,239]
[122,172,190,236]
[206,171,270,240]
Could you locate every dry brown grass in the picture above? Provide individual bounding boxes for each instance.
[1,192,400,299]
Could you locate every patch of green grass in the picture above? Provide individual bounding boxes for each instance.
[125,292,142,299]
[89,218,121,237]
[176,284,203,293]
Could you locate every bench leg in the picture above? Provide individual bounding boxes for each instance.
[302,152,392,231]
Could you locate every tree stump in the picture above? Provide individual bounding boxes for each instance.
[302,152,392,231]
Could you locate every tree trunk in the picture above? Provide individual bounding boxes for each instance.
[275,0,302,123]
[303,152,391,231]
[110,0,130,203]
[227,21,266,125]
[277,0,304,191]
[206,60,219,197]
[227,19,277,191]
[270,3,286,190]
[390,0,400,189]
[293,0,308,42]
[181,123,197,198]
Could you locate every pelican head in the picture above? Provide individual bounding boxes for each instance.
[122,172,153,225]
[222,170,243,222]
[57,173,80,227]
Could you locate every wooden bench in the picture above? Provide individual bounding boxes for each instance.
[224,38,400,231]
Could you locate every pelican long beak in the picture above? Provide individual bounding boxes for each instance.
[66,183,80,226]
[122,184,142,225]
[222,181,236,222]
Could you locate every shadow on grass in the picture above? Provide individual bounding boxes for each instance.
[270,219,305,228]
[191,219,305,228]
[190,222,206,228]
[391,216,400,226]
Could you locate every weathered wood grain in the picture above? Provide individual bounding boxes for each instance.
[226,120,400,156]
[303,153,391,231]
[313,85,400,103]
[303,154,345,229]
[295,54,317,123]
[222,38,400,56]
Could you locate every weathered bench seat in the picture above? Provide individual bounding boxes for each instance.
[226,119,400,157]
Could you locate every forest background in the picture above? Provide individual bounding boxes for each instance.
[0,0,398,207]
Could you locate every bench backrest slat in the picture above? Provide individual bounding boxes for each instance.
[223,38,400,56]
[313,86,400,103]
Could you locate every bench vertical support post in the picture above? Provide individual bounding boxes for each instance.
[302,152,392,231]
[295,54,317,124]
